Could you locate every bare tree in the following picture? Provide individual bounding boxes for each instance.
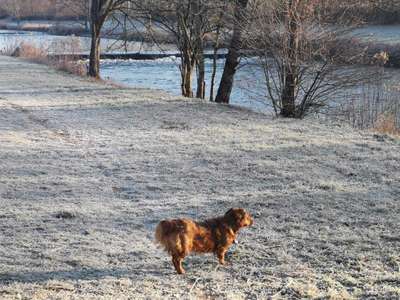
[244,0,379,118]
[88,0,131,78]
[130,0,221,98]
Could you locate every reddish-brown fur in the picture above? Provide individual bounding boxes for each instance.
[155,208,253,274]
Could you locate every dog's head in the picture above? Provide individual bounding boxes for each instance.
[224,208,253,229]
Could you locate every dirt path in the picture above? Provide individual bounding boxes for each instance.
[0,56,399,299]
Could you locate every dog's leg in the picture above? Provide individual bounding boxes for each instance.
[172,256,185,274]
[216,248,227,265]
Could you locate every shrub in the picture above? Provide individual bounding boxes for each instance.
[6,41,86,76]
[333,82,400,136]
[374,113,400,136]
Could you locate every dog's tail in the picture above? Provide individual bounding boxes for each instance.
[155,220,168,245]
[155,220,181,254]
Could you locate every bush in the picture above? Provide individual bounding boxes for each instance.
[6,41,86,76]
[333,83,400,136]
[374,113,400,136]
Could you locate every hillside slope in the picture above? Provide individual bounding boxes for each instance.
[0,56,399,299]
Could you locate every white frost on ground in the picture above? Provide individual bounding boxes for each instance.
[0,56,399,299]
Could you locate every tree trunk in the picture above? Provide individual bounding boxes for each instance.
[281,0,299,117]
[88,0,105,78]
[196,45,206,99]
[176,3,195,98]
[181,51,194,97]
[192,0,205,99]
[88,22,101,78]
[215,0,248,104]
[210,22,222,101]
[210,47,218,101]
[281,71,297,117]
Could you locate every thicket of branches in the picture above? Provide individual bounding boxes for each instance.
[243,0,378,118]
[128,0,227,98]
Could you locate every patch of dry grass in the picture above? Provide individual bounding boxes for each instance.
[5,41,86,76]
[374,113,400,136]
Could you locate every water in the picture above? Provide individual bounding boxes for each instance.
[100,58,270,112]
[0,30,270,111]
[0,29,175,54]
[1,28,400,114]
[353,25,400,45]
[3,24,400,53]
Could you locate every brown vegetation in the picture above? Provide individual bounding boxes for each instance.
[374,113,400,136]
[6,41,85,76]
[333,82,400,136]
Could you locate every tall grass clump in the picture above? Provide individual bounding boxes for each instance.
[334,81,400,136]
[3,38,86,77]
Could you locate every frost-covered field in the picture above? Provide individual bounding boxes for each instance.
[0,56,399,299]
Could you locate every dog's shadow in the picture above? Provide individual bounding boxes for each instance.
[180,247,240,271]
[0,266,172,285]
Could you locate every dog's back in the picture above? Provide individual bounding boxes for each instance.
[155,219,193,255]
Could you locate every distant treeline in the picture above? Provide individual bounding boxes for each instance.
[0,0,87,20]
[0,0,400,24]
[325,1,400,25]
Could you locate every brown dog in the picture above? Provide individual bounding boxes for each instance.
[155,208,253,274]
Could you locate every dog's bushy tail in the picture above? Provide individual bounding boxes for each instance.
[155,220,181,254]
[155,220,168,245]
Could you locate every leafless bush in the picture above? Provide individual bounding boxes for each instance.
[11,42,48,63]
[5,40,85,76]
[130,0,228,98]
[48,38,86,76]
[334,82,400,135]
[244,0,380,118]
[374,114,400,135]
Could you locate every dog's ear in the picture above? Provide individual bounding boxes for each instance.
[225,208,239,220]
[225,208,253,228]
[225,208,234,216]
[224,208,241,226]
